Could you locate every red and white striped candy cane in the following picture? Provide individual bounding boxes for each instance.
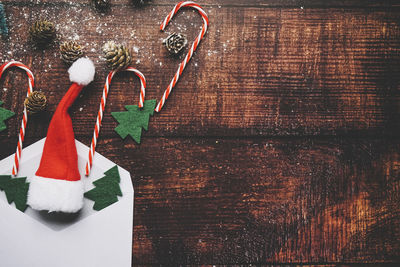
[155,1,209,112]
[0,61,35,176]
[85,67,146,176]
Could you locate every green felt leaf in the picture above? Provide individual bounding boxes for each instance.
[0,101,15,133]
[84,165,123,211]
[0,175,29,212]
[111,99,156,144]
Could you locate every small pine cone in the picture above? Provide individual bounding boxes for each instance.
[60,41,83,64]
[103,41,132,71]
[92,0,111,12]
[163,32,188,55]
[29,20,56,47]
[24,91,47,114]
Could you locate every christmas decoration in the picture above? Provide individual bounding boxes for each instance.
[155,1,209,112]
[86,2,209,176]
[29,19,56,48]
[163,32,188,55]
[103,41,132,71]
[0,3,8,37]
[84,165,122,211]
[60,41,84,65]
[0,140,134,265]
[85,67,146,176]
[0,101,14,132]
[24,91,47,114]
[132,0,150,6]
[111,99,156,144]
[92,0,111,12]
[27,57,95,213]
[0,61,35,175]
[0,142,134,266]
[0,175,29,212]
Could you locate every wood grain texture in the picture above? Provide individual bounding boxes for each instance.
[1,136,400,264]
[3,0,400,7]
[127,137,400,265]
[0,0,399,265]
[0,4,399,137]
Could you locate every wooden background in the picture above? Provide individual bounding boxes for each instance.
[1,0,400,265]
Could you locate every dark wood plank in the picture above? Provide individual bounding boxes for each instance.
[2,136,398,265]
[128,137,400,264]
[3,0,400,8]
[1,5,400,137]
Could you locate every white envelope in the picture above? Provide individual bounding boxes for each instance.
[0,138,133,267]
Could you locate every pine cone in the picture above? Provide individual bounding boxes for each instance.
[60,41,83,64]
[92,0,111,12]
[29,20,56,48]
[103,41,132,71]
[24,91,47,114]
[163,32,188,55]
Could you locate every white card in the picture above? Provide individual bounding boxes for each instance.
[0,138,133,267]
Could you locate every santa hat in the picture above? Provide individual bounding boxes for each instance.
[27,58,95,213]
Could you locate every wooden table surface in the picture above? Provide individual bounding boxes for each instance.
[1,0,400,265]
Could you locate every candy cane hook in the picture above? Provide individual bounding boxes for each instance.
[0,61,35,176]
[155,1,209,112]
[85,67,146,176]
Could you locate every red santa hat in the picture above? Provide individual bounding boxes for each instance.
[27,58,95,213]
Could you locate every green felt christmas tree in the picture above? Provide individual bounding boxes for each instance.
[0,101,15,132]
[84,165,122,211]
[0,175,29,212]
[111,99,156,144]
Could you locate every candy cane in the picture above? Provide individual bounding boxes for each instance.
[0,61,35,176]
[155,1,209,112]
[85,67,146,176]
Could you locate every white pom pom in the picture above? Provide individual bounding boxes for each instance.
[68,57,95,86]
